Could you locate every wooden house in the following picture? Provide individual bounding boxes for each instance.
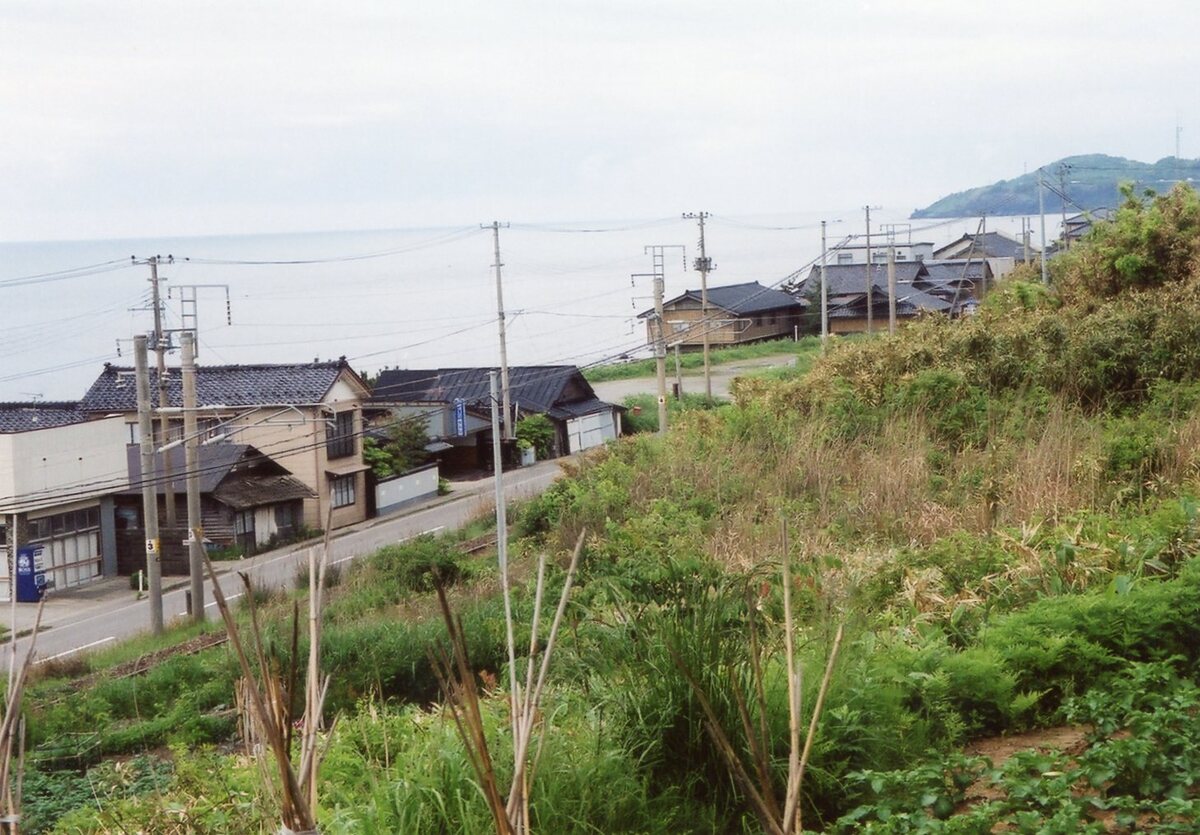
[639,281,806,348]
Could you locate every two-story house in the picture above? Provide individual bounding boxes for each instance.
[79,359,371,533]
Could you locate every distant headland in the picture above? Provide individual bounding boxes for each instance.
[911,154,1200,218]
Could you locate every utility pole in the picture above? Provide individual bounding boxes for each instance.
[652,259,672,429]
[134,335,164,635]
[673,344,683,400]
[638,244,686,434]
[1038,169,1049,284]
[864,206,877,335]
[820,221,829,346]
[489,370,519,731]
[148,256,177,527]
[1057,164,1070,252]
[887,243,897,334]
[484,222,514,440]
[683,212,714,399]
[181,331,204,623]
[1022,217,1031,263]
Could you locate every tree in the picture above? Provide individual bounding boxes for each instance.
[364,416,431,478]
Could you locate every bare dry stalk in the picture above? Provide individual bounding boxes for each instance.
[0,596,45,835]
[204,523,330,834]
[432,529,586,835]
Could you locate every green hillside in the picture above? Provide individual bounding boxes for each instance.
[14,186,1200,832]
[912,153,1200,218]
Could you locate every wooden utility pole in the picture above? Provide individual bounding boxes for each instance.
[484,222,514,440]
[181,331,204,623]
[134,335,164,634]
[820,221,829,346]
[887,243,897,334]
[148,256,177,528]
[683,212,714,399]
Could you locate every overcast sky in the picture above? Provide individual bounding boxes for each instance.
[1,1,1196,242]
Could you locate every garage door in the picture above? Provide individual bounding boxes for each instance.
[567,410,617,453]
[27,507,103,591]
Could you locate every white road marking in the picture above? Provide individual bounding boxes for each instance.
[36,636,115,664]
[329,525,446,566]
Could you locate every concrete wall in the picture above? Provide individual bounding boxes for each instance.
[0,415,128,515]
[375,464,439,515]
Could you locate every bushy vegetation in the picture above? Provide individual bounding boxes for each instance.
[584,337,821,382]
[17,187,1200,832]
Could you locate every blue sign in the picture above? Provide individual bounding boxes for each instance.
[452,399,467,437]
[16,545,47,603]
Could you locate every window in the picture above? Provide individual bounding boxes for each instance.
[837,253,853,265]
[895,252,907,261]
[331,474,356,508]
[275,503,296,537]
[326,411,356,459]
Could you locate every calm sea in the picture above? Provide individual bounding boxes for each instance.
[0,211,1056,401]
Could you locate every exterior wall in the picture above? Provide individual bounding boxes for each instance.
[657,304,802,347]
[829,315,926,334]
[829,243,934,265]
[986,256,1017,279]
[375,463,439,515]
[0,416,128,515]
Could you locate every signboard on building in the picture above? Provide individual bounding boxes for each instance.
[452,398,467,437]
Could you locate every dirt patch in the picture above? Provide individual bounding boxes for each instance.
[961,725,1091,807]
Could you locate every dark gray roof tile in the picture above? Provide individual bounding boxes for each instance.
[0,402,85,433]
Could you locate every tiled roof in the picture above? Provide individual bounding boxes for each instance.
[923,259,989,283]
[547,397,624,420]
[933,231,1033,261]
[795,262,929,297]
[124,442,307,500]
[370,366,620,422]
[213,474,315,511]
[81,360,357,413]
[643,281,804,318]
[0,402,86,433]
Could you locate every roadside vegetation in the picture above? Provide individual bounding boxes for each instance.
[11,185,1200,832]
[584,336,822,383]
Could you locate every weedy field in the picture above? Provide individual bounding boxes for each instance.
[13,185,1200,832]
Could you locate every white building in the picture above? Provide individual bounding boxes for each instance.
[0,404,129,600]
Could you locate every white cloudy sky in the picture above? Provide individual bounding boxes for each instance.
[0,0,1195,241]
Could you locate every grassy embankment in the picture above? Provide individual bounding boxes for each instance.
[15,185,1200,832]
[584,336,823,383]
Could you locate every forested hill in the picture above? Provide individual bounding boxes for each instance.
[911,153,1200,218]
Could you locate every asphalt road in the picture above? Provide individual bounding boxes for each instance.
[590,354,798,402]
[15,459,565,663]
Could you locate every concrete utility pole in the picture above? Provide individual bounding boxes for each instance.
[483,222,514,440]
[1038,169,1049,285]
[820,220,829,346]
[673,344,683,400]
[1022,217,1031,263]
[864,206,876,335]
[1057,164,1070,252]
[134,335,164,635]
[181,332,204,623]
[887,243,897,334]
[648,250,670,434]
[148,256,177,527]
[634,245,685,432]
[488,370,519,725]
[682,212,714,399]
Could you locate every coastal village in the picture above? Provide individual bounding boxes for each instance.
[0,215,1095,602]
